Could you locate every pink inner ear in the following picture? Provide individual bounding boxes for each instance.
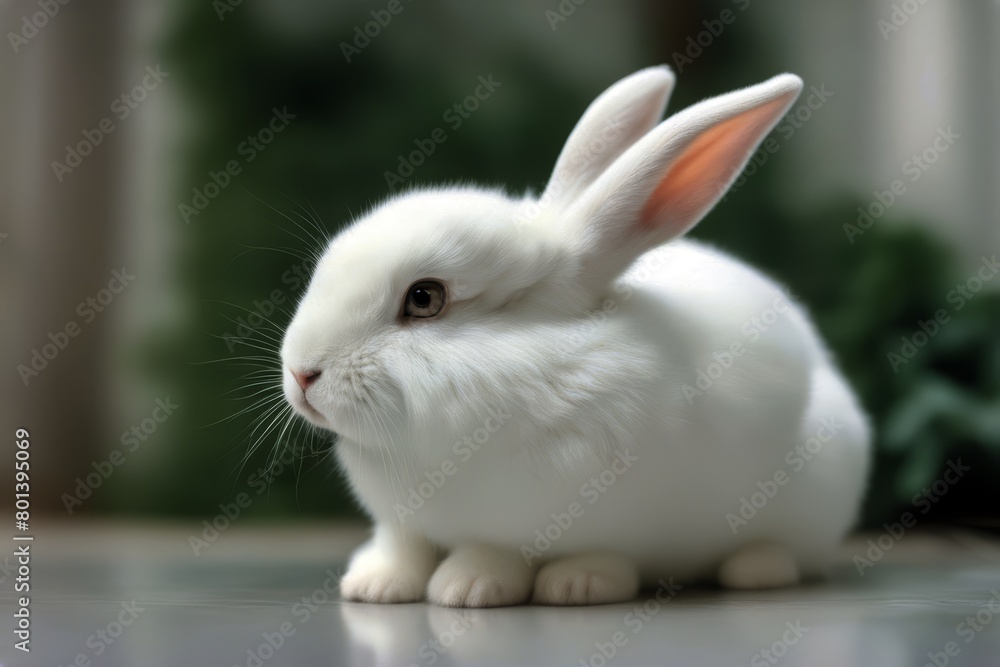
[640,96,790,231]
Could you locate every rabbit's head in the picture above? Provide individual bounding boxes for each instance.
[281,66,802,455]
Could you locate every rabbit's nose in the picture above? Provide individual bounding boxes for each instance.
[291,369,322,392]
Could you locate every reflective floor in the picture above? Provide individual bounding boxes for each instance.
[3,523,1000,666]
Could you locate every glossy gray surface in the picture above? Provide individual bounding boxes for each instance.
[3,525,1000,667]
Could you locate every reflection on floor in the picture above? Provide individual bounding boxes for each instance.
[3,523,1000,666]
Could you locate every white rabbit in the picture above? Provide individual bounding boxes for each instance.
[281,66,870,607]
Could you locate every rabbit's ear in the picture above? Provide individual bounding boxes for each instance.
[567,74,803,293]
[541,66,676,210]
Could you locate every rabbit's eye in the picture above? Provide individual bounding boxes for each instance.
[403,280,446,318]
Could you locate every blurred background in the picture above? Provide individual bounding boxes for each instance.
[1,0,998,532]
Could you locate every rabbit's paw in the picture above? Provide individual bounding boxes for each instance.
[428,545,533,608]
[718,543,800,589]
[533,554,639,605]
[340,530,435,603]
[341,558,429,603]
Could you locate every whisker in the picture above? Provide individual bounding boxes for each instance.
[189,354,277,366]
[207,300,292,337]
[203,393,285,430]
[225,243,313,270]
[233,402,293,483]
[242,188,327,265]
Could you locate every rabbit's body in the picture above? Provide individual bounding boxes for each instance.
[336,238,869,584]
[282,66,871,606]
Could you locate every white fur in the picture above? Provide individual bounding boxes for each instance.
[281,66,871,607]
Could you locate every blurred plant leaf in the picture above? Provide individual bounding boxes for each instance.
[883,376,971,452]
[893,434,942,500]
